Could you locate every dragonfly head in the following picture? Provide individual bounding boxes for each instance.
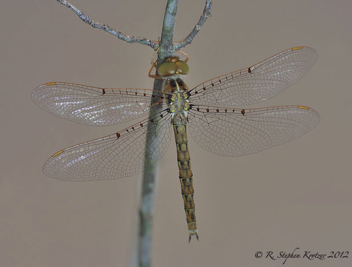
[157,57,189,78]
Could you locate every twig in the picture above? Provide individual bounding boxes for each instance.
[174,0,212,51]
[55,1,213,266]
[56,0,159,49]
[157,0,179,60]
[139,2,179,266]
[56,0,212,52]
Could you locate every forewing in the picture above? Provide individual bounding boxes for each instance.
[32,82,165,126]
[188,105,320,157]
[189,47,317,106]
[43,110,172,181]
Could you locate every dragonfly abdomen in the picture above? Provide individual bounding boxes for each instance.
[173,118,199,242]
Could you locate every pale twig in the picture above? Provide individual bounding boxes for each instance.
[139,1,179,266]
[56,0,212,52]
[157,0,179,62]
[174,0,212,51]
[55,1,212,266]
[56,0,159,49]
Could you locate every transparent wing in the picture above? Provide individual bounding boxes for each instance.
[189,47,317,106]
[43,110,172,181]
[32,82,166,126]
[188,105,320,157]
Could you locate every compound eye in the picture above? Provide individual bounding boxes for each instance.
[157,62,177,77]
[175,60,189,75]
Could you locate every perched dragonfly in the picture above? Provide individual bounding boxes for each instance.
[32,46,319,242]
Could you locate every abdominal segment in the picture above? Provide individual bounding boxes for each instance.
[173,121,199,242]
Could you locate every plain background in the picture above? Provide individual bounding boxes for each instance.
[1,0,351,266]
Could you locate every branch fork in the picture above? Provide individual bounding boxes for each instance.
[56,0,212,53]
[55,1,213,266]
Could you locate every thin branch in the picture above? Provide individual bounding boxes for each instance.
[158,0,179,61]
[139,1,179,266]
[174,0,212,51]
[137,6,212,263]
[56,0,159,49]
[55,1,211,266]
[56,0,212,52]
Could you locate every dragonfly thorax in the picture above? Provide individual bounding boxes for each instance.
[166,78,190,122]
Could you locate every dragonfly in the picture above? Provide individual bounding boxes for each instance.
[32,46,320,242]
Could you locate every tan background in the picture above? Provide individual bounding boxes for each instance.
[1,0,351,266]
